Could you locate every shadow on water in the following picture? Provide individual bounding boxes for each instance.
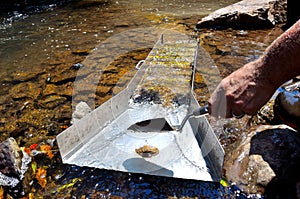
[48,165,253,199]
[123,158,174,177]
[0,0,79,14]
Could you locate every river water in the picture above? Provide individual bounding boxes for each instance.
[0,0,237,74]
[0,0,284,198]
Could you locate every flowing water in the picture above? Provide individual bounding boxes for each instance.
[0,0,285,198]
[0,0,237,74]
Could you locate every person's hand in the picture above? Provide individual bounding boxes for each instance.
[208,59,277,118]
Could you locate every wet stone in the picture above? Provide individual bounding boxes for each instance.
[50,69,77,84]
[114,22,130,28]
[114,72,136,87]
[73,72,101,93]
[99,73,122,86]
[71,63,84,70]
[217,55,246,72]
[274,81,300,131]
[132,49,151,60]
[9,82,41,100]
[196,0,287,29]
[43,83,73,97]
[17,108,54,130]
[72,93,97,108]
[112,86,124,95]
[0,138,23,178]
[104,64,120,74]
[96,85,111,97]
[53,104,72,123]
[72,49,90,56]
[216,45,231,55]
[223,124,300,196]
[8,71,45,83]
[95,95,112,107]
[40,95,67,109]
[71,101,91,124]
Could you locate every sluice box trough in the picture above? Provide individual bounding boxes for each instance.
[56,31,224,182]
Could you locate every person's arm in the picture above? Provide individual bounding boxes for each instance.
[208,20,300,118]
[262,20,300,85]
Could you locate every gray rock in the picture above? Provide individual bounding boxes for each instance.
[196,0,287,29]
[0,138,23,178]
[0,137,31,188]
[71,101,92,124]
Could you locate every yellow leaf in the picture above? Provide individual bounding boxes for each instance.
[36,168,47,188]
[0,186,4,198]
[29,193,34,199]
[31,162,37,174]
[220,178,229,187]
[57,178,81,193]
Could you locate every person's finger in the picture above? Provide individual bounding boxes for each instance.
[241,94,267,115]
[208,84,228,118]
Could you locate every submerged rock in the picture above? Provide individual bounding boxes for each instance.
[43,83,73,97]
[196,0,287,29]
[223,124,300,197]
[9,82,41,100]
[40,95,67,109]
[8,71,45,83]
[71,101,92,124]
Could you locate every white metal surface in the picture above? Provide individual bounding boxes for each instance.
[56,31,224,181]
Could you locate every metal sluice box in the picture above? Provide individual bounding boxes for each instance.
[56,31,224,182]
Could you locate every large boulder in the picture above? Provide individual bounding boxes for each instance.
[196,0,287,29]
[0,138,23,178]
[223,124,300,197]
[0,138,31,188]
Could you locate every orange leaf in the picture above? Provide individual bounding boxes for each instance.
[0,186,4,199]
[40,145,54,159]
[60,125,69,129]
[36,168,47,188]
[24,147,31,156]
